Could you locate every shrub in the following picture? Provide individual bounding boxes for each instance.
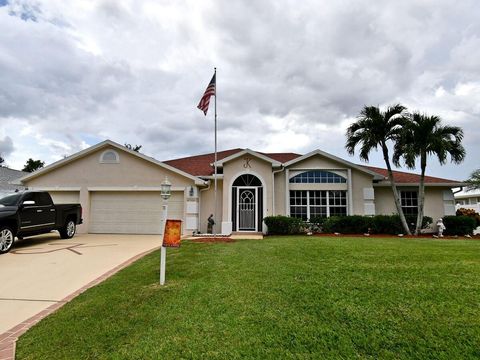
[456,208,480,227]
[443,216,476,235]
[370,215,403,234]
[264,216,305,235]
[322,215,433,235]
[307,216,328,233]
[308,215,328,227]
[323,216,373,234]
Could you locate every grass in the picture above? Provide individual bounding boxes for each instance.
[16,236,480,359]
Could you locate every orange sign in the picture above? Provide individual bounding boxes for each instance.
[163,220,182,247]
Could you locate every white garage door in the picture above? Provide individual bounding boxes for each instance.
[89,191,184,234]
[49,191,80,204]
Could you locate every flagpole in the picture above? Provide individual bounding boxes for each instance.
[214,67,217,238]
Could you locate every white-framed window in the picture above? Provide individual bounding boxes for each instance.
[289,170,346,183]
[100,150,120,164]
[290,190,347,221]
[290,190,308,220]
[400,191,418,216]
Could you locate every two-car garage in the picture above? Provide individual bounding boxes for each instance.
[89,191,184,235]
[39,190,185,235]
[20,140,203,236]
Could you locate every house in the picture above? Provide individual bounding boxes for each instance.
[0,167,27,198]
[455,189,480,213]
[19,140,465,235]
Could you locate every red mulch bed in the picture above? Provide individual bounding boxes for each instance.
[314,233,480,239]
[190,237,236,243]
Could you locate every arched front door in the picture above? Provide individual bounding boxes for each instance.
[232,174,263,232]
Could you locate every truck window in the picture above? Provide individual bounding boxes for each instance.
[34,193,53,206]
[0,193,22,206]
[22,193,35,204]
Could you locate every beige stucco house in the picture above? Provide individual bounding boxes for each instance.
[18,140,464,235]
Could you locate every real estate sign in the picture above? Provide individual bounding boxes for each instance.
[163,220,182,247]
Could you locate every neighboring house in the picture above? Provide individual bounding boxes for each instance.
[19,140,465,235]
[0,167,27,198]
[455,189,480,213]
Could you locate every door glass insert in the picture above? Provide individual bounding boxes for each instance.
[238,189,256,231]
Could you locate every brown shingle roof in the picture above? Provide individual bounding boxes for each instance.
[361,165,461,184]
[164,149,243,176]
[258,152,301,163]
[164,149,301,176]
[163,149,462,184]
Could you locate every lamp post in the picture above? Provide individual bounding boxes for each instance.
[160,177,171,285]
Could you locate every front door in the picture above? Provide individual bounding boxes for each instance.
[237,188,256,231]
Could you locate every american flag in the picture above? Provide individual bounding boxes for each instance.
[197,73,216,115]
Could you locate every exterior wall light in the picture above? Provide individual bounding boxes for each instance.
[161,177,172,200]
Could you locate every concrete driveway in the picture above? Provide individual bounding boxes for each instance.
[0,233,161,334]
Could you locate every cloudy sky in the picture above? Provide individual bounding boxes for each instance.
[0,0,479,180]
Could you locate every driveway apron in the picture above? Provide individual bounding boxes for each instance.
[0,233,161,334]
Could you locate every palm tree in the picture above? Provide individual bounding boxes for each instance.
[393,112,465,235]
[346,104,411,235]
[466,169,480,190]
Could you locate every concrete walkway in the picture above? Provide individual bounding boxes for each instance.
[0,233,160,352]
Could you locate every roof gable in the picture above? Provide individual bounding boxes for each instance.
[164,149,301,176]
[215,149,283,167]
[284,149,383,179]
[19,140,206,185]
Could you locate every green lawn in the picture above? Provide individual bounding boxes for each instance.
[16,236,480,359]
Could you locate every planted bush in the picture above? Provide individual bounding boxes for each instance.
[323,216,372,234]
[443,216,476,235]
[264,216,305,235]
[322,215,433,235]
[370,215,403,234]
[456,208,480,227]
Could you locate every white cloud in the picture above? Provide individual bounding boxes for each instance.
[0,0,479,180]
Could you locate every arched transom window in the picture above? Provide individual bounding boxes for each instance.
[100,150,120,164]
[233,174,262,186]
[289,170,346,184]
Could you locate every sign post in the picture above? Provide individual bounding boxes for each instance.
[160,246,166,285]
[160,177,171,285]
[160,219,182,285]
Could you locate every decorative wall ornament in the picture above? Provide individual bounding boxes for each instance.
[243,157,252,169]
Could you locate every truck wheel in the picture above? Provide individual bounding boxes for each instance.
[0,226,15,254]
[60,219,76,239]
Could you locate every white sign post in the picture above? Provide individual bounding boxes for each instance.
[159,177,171,285]
[160,203,167,285]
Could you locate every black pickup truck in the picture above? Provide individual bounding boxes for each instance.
[0,191,83,254]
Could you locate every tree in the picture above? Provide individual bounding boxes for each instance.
[346,104,412,235]
[465,169,480,190]
[22,158,45,173]
[393,112,465,235]
[124,143,142,152]
[0,155,4,167]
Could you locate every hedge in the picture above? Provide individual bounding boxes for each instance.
[443,216,477,235]
[263,216,305,235]
[264,215,433,235]
[323,215,432,235]
[456,208,480,227]
[322,215,372,234]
